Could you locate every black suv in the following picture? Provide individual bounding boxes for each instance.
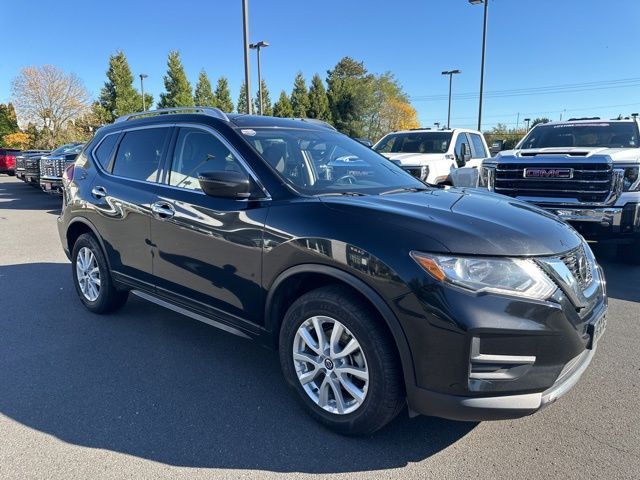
[58,108,607,435]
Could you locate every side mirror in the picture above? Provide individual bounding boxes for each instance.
[198,170,253,199]
[459,143,471,165]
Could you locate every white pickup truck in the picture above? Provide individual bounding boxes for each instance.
[373,128,489,185]
[454,118,640,262]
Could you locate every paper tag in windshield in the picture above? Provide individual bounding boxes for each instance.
[241,129,257,136]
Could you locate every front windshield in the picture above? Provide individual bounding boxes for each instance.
[241,128,427,195]
[518,122,639,149]
[374,131,453,154]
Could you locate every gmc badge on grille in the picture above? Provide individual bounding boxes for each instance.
[523,168,573,179]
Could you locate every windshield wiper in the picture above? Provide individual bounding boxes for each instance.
[379,186,430,195]
[317,191,367,197]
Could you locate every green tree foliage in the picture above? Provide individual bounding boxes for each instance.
[364,73,419,141]
[98,51,151,122]
[273,90,294,118]
[307,74,331,122]
[484,123,527,150]
[158,51,194,108]
[326,57,375,137]
[253,79,273,116]
[290,73,310,118]
[0,103,19,147]
[214,77,234,112]
[531,117,550,127]
[237,82,249,114]
[194,70,217,107]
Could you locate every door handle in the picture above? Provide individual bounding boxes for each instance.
[151,201,175,219]
[91,186,107,199]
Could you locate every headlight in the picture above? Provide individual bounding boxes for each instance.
[420,165,429,181]
[478,165,495,189]
[622,166,640,191]
[411,252,557,300]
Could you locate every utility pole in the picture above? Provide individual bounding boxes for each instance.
[139,74,148,111]
[250,41,270,115]
[242,0,252,114]
[441,70,461,129]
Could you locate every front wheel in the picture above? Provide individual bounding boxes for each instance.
[71,233,129,313]
[279,285,405,435]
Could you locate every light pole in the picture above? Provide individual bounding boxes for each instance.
[242,0,252,114]
[139,74,148,111]
[250,40,270,115]
[524,118,531,131]
[434,122,441,129]
[469,0,489,131]
[441,69,461,129]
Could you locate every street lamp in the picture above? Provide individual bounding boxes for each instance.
[524,118,531,131]
[434,122,441,129]
[441,69,461,129]
[242,0,252,114]
[469,0,489,131]
[250,40,270,115]
[139,74,148,111]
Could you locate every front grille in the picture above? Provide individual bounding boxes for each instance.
[25,159,40,175]
[40,158,65,178]
[494,162,612,203]
[15,157,26,171]
[560,245,593,290]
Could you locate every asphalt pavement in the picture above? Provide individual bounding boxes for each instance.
[0,175,638,479]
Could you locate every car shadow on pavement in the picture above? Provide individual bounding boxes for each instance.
[0,178,61,213]
[591,244,640,303]
[0,262,476,474]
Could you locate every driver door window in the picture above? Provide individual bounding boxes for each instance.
[169,127,244,191]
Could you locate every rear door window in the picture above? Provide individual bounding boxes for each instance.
[112,128,171,182]
[93,134,119,168]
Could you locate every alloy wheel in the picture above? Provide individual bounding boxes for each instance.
[76,246,101,302]
[292,315,369,415]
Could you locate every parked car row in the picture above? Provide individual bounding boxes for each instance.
[13,143,84,194]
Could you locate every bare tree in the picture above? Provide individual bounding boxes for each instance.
[11,65,90,148]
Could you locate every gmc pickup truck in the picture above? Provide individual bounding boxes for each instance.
[472,119,640,262]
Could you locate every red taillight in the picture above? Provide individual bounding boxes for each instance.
[62,163,75,183]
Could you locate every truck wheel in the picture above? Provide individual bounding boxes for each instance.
[279,285,404,435]
[71,233,129,313]
[617,240,640,265]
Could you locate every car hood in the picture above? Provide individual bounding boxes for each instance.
[494,147,640,163]
[320,188,581,256]
[380,152,446,165]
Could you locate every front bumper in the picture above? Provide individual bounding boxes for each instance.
[39,177,64,194]
[546,203,640,240]
[407,346,595,421]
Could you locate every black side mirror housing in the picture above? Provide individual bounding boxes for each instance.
[459,143,471,166]
[198,170,254,199]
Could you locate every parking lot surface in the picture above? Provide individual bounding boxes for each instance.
[0,176,638,480]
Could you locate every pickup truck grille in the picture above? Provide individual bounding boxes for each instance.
[15,156,26,172]
[40,158,65,178]
[25,158,40,175]
[494,163,612,203]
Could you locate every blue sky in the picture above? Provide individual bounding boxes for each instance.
[2,0,640,131]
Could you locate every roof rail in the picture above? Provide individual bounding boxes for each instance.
[298,118,337,131]
[114,106,230,123]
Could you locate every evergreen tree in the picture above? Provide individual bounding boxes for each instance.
[98,51,151,122]
[273,90,293,118]
[253,79,273,116]
[237,82,249,114]
[158,51,194,108]
[0,103,19,147]
[326,57,375,137]
[214,77,234,112]
[290,73,310,118]
[307,74,331,122]
[194,70,217,107]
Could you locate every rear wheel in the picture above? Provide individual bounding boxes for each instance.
[71,233,129,313]
[279,285,404,435]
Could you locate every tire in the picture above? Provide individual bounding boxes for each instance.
[279,285,405,435]
[617,239,640,265]
[71,233,129,313]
